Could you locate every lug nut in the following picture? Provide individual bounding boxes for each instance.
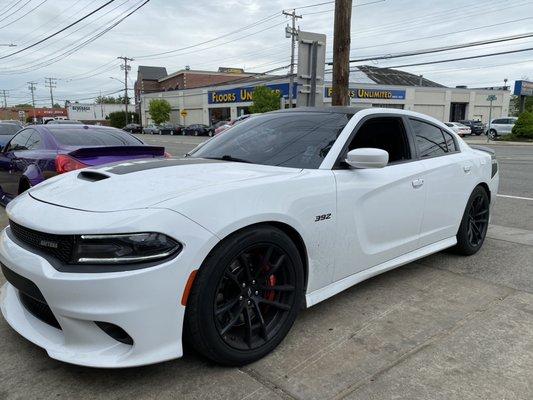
[242,282,246,287]
[252,280,256,284]
[239,295,243,300]
[255,291,259,295]
[247,300,251,305]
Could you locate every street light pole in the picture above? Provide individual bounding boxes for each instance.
[28,82,37,122]
[117,56,133,126]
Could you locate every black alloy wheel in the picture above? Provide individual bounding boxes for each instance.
[214,244,296,351]
[453,186,490,255]
[185,226,303,365]
[466,193,489,247]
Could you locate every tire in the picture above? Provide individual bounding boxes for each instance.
[452,186,490,256]
[475,131,482,136]
[18,178,31,195]
[185,225,304,366]
[208,131,214,137]
[488,129,497,140]
[194,130,199,136]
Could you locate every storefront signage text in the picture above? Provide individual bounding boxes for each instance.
[325,87,406,100]
[208,83,296,104]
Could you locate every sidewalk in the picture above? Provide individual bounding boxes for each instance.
[464,136,533,146]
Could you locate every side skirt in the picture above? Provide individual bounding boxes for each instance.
[305,237,457,307]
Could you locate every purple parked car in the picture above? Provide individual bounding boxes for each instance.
[0,124,167,206]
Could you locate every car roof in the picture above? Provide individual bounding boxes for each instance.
[271,106,370,115]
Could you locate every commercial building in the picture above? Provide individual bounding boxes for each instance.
[66,103,127,124]
[139,65,510,126]
[0,107,67,123]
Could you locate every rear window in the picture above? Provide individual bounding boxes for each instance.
[0,124,20,135]
[48,127,143,146]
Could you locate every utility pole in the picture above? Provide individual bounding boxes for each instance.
[117,56,133,126]
[1,90,8,108]
[283,9,302,109]
[28,81,37,122]
[332,0,353,106]
[45,77,57,107]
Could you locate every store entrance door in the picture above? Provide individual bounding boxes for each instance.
[450,103,467,121]
[209,107,231,125]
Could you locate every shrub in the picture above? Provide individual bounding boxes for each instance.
[511,111,533,139]
[148,99,171,125]
[108,111,139,128]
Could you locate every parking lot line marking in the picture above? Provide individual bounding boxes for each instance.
[497,194,533,201]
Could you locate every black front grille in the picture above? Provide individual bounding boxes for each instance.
[10,220,75,263]
[1,264,61,329]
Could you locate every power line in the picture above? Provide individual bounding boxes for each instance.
[0,0,50,30]
[386,47,533,69]
[0,0,32,24]
[327,31,533,65]
[0,0,116,60]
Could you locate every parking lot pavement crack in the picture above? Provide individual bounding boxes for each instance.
[329,289,516,400]
[239,366,301,400]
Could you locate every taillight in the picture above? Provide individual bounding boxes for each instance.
[55,154,88,174]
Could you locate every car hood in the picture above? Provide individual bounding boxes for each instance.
[27,158,301,212]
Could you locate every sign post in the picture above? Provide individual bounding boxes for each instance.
[486,94,497,142]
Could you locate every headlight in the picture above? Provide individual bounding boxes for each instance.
[73,233,181,264]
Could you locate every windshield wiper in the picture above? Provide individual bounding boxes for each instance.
[204,155,253,163]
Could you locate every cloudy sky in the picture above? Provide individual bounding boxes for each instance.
[0,0,531,107]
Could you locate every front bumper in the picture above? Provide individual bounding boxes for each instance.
[0,196,218,368]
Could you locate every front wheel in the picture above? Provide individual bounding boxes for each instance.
[488,129,497,140]
[185,226,304,366]
[453,186,490,255]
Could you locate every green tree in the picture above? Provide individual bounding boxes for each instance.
[148,99,171,125]
[108,111,139,128]
[249,86,281,114]
[96,96,121,104]
[52,103,62,109]
[511,111,533,139]
[15,103,32,108]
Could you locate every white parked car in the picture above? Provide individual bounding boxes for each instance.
[445,122,471,137]
[0,107,499,368]
[487,117,517,139]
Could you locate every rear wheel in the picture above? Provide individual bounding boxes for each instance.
[453,186,490,255]
[185,226,304,366]
[488,129,497,140]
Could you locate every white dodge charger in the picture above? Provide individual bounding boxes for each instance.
[0,107,498,368]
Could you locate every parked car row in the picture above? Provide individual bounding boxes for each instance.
[137,123,214,136]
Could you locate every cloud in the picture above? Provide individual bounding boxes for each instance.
[0,0,531,106]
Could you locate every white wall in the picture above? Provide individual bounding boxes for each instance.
[67,103,127,121]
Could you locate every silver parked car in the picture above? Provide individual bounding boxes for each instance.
[143,124,160,134]
[487,117,517,139]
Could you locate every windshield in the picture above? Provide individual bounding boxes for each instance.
[0,124,20,135]
[48,127,143,146]
[190,111,352,169]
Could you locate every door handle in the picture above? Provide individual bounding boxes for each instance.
[412,178,424,188]
[463,165,472,173]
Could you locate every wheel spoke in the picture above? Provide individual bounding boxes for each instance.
[259,298,291,311]
[215,297,239,316]
[475,209,488,217]
[259,284,295,292]
[251,301,268,340]
[224,270,241,288]
[242,307,254,348]
[268,254,286,276]
[220,302,245,336]
[239,254,253,282]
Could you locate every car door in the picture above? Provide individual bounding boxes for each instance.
[409,119,474,247]
[491,118,505,134]
[333,116,427,281]
[0,129,33,198]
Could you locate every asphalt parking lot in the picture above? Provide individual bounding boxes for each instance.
[0,134,532,400]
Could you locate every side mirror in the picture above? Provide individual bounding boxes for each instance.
[345,148,389,169]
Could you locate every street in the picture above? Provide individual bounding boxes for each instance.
[0,134,532,400]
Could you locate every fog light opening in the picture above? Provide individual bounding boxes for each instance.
[95,321,133,345]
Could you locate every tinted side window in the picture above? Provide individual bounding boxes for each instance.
[492,119,504,124]
[411,119,447,158]
[6,129,32,152]
[443,131,457,152]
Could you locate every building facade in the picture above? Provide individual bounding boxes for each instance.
[140,78,510,127]
[67,103,126,123]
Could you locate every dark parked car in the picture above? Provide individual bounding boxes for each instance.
[159,123,183,135]
[0,123,22,148]
[457,120,484,136]
[123,123,142,133]
[183,124,212,136]
[0,125,166,206]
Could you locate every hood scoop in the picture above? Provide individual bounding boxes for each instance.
[77,170,110,182]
